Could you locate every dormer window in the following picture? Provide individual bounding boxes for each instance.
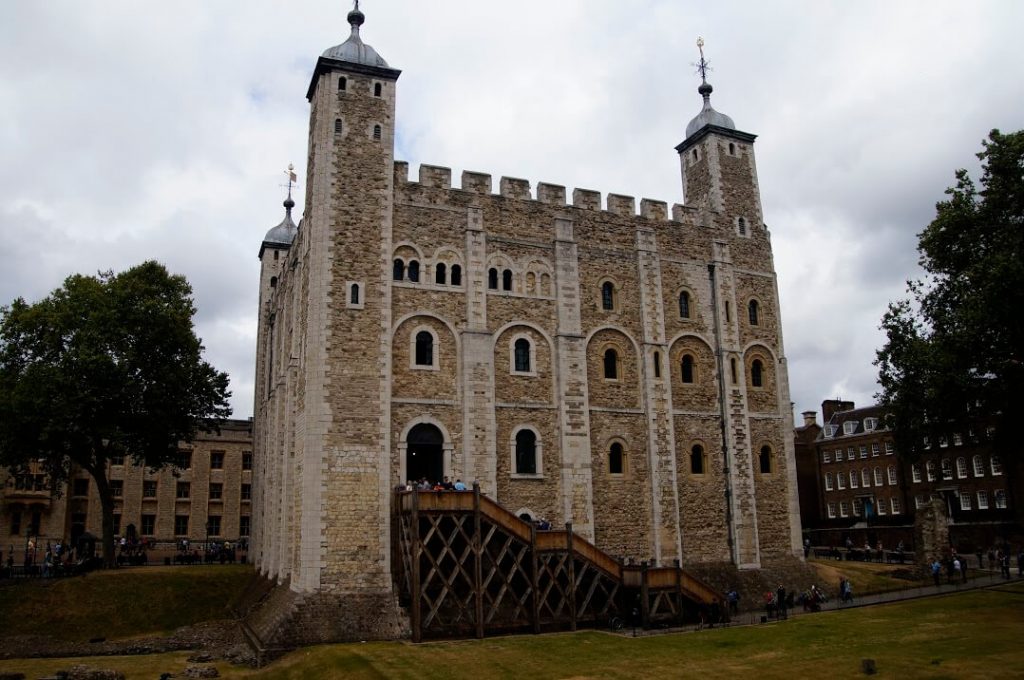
[823,425,835,439]
[843,421,857,435]
[864,417,878,432]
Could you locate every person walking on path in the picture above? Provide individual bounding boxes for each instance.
[931,558,942,587]
[1001,552,1011,579]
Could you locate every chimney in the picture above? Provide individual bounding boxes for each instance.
[801,411,817,427]
[821,399,855,423]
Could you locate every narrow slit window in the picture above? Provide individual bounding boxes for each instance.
[738,217,747,236]
[334,118,342,134]
[338,76,347,91]
[748,300,759,325]
[350,283,360,305]
[730,357,738,384]
[690,445,705,474]
[751,359,763,387]
[679,291,691,318]
[681,354,694,384]
[609,443,624,475]
[653,351,661,378]
[514,338,531,373]
[601,281,615,310]
[373,124,382,140]
[603,348,618,380]
[488,268,498,290]
[759,446,772,474]
[414,331,433,366]
[374,82,382,97]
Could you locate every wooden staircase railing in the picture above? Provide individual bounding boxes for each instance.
[394,485,722,641]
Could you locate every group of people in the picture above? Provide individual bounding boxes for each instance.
[402,477,468,492]
[763,584,793,620]
[2,539,87,578]
[173,539,242,565]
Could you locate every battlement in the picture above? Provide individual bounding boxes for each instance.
[395,161,695,222]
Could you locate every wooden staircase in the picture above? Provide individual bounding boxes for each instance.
[393,486,722,641]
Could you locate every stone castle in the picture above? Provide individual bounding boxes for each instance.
[252,6,802,642]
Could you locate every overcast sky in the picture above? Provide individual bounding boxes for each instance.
[2,1,1022,422]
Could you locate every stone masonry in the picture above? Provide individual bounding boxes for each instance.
[251,7,803,644]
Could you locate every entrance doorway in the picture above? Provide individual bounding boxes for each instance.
[406,423,444,484]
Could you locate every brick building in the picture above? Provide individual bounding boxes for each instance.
[252,7,802,642]
[1,419,253,554]
[796,399,1019,549]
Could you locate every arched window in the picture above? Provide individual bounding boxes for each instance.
[488,268,498,290]
[759,445,772,474]
[690,444,705,474]
[374,82,382,97]
[435,263,446,285]
[738,217,747,236]
[601,281,615,310]
[956,457,968,479]
[502,269,513,291]
[653,351,661,378]
[338,76,347,91]
[515,429,537,474]
[513,338,531,373]
[874,466,884,486]
[681,354,695,384]
[407,260,420,282]
[751,359,764,387]
[862,468,871,487]
[603,348,618,380]
[679,291,691,318]
[393,259,405,281]
[414,331,433,366]
[450,264,462,286]
[973,454,985,477]
[609,442,624,475]
[350,283,360,304]
[748,300,759,325]
[334,118,342,134]
[373,124,382,141]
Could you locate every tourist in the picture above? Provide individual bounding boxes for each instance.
[952,556,962,584]
[453,479,467,491]
[931,558,942,587]
[727,589,739,615]
[803,537,810,559]
[1001,552,1011,579]
[775,584,787,620]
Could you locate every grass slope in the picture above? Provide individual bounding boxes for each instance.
[0,565,252,641]
[2,581,1021,679]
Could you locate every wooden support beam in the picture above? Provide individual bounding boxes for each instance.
[530,522,540,633]
[566,522,576,632]
[411,490,422,643]
[473,483,485,639]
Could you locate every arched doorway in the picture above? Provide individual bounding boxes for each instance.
[406,423,444,484]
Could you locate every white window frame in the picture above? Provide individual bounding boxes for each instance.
[939,436,949,448]
[843,421,857,435]
[862,468,871,487]
[848,447,855,460]
[839,501,849,518]
[959,491,972,511]
[827,502,837,519]
[864,417,877,432]
[824,472,834,491]
[887,465,897,485]
[884,441,894,455]
[926,460,937,482]
[973,455,985,477]
[941,459,953,481]
[822,449,831,464]
[890,497,901,515]
[835,448,844,462]
[953,433,963,446]
[509,333,538,376]
[873,467,883,487]
[852,498,863,517]
[410,325,440,371]
[849,471,859,488]
[911,464,922,483]
[824,425,835,439]
[977,491,989,510]
[991,455,1003,476]
[877,499,887,515]
[871,443,880,457]
[923,436,931,449]
[510,425,544,478]
[956,457,968,479]
[837,473,846,490]
[994,490,1007,509]
[915,495,925,509]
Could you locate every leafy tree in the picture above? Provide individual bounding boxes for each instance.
[876,129,1024,470]
[0,261,231,567]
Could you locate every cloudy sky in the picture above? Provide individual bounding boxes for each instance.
[2,1,1022,422]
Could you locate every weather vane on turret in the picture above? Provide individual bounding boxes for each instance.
[694,37,711,84]
[282,163,298,202]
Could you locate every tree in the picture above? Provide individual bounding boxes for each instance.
[876,129,1024,468]
[0,261,231,567]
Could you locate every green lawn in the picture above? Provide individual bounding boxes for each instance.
[0,564,252,641]
[808,557,927,596]
[2,581,1021,679]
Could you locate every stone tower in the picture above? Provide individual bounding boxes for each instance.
[673,64,801,568]
[252,5,406,642]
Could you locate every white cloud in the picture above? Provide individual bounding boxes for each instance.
[2,0,1022,420]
